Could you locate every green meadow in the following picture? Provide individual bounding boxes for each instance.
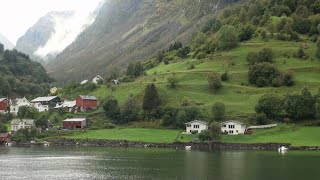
[88,38,319,117]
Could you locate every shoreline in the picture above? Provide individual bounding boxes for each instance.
[47,138,320,151]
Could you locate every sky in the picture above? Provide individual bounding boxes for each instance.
[0,0,103,45]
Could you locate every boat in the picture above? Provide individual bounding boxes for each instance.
[43,141,50,146]
[278,146,288,153]
[185,146,192,151]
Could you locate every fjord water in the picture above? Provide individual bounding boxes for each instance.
[0,146,319,180]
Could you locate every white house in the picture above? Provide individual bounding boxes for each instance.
[81,80,88,85]
[11,119,35,132]
[54,100,76,112]
[185,120,208,134]
[30,96,61,112]
[10,97,31,115]
[221,120,247,135]
[92,75,103,84]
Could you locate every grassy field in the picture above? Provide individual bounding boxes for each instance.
[85,37,320,117]
[66,125,320,146]
[68,128,183,143]
[222,125,320,146]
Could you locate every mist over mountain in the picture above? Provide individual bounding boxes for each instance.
[46,0,238,82]
[15,9,99,63]
[0,33,14,50]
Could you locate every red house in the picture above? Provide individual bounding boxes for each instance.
[76,95,98,112]
[63,118,87,129]
[0,133,12,143]
[0,98,9,114]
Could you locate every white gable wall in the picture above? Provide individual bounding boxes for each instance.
[186,122,208,134]
[221,121,246,135]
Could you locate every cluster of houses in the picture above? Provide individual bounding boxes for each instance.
[0,95,98,115]
[185,120,248,135]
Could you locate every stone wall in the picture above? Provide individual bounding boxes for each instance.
[51,138,318,151]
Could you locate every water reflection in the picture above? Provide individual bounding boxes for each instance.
[0,146,319,180]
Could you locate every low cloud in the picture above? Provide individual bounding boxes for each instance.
[34,3,101,60]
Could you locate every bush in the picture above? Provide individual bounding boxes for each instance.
[246,52,259,65]
[221,71,229,81]
[207,72,222,90]
[212,102,225,120]
[254,114,271,125]
[218,25,238,50]
[258,48,273,63]
[255,93,283,119]
[180,97,192,106]
[167,75,178,88]
[248,63,279,87]
[196,52,206,59]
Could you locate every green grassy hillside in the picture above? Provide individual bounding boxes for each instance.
[82,37,319,117]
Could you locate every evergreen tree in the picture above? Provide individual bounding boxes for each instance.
[103,97,120,120]
[316,37,320,58]
[207,72,222,90]
[142,84,160,110]
[212,102,225,120]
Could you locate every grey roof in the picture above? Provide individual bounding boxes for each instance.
[221,120,245,125]
[79,95,97,100]
[63,118,86,122]
[185,120,208,125]
[31,96,58,103]
[11,119,35,125]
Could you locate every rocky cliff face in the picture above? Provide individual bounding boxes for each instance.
[46,0,238,82]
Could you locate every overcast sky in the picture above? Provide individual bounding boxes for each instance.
[0,0,103,45]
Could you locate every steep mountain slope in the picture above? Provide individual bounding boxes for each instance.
[0,43,53,98]
[0,34,14,50]
[15,11,74,63]
[46,0,239,82]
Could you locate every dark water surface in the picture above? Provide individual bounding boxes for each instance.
[0,146,319,180]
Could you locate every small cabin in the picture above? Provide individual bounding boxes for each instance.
[185,120,208,134]
[221,120,247,135]
[63,118,87,129]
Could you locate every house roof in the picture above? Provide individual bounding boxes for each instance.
[63,118,86,122]
[11,97,29,105]
[79,95,97,100]
[55,101,76,109]
[11,119,35,125]
[0,98,7,102]
[31,96,58,103]
[0,133,10,138]
[221,120,245,125]
[185,120,208,125]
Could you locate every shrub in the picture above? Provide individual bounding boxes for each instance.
[258,48,273,63]
[248,63,279,87]
[180,97,192,106]
[212,102,225,120]
[207,72,222,90]
[255,114,271,125]
[246,52,259,65]
[196,52,206,59]
[218,25,238,50]
[167,75,178,88]
[255,93,283,119]
[221,71,229,81]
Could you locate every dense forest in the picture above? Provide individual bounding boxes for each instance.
[0,43,53,98]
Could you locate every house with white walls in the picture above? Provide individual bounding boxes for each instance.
[185,120,208,134]
[221,120,247,135]
[92,75,103,84]
[11,119,35,132]
[10,97,31,115]
[30,96,61,112]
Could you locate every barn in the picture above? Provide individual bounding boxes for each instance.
[0,98,9,114]
[76,95,98,112]
[63,118,87,129]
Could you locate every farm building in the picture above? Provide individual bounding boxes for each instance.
[76,95,98,112]
[63,118,87,129]
[0,98,9,114]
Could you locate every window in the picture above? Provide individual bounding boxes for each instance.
[193,125,199,129]
[229,130,233,134]
[187,124,191,127]
[222,125,226,127]
[228,125,235,129]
